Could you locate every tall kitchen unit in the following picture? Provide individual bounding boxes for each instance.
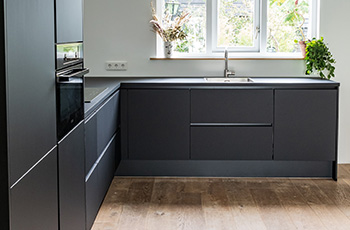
[0,0,58,229]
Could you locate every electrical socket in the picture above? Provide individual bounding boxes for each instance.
[105,61,128,71]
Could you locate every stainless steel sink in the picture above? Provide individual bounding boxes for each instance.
[205,77,254,83]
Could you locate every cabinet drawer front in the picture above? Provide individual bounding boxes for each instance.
[191,127,273,160]
[85,115,97,174]
[97,91,119,155]
[191,90,273,123]
[85,167,100,230]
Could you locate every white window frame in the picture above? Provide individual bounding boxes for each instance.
[156,0,319,57]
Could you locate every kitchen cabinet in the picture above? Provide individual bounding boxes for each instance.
[1,0,57,228]
[274,89,338,161]
[85,90,119,174]
[191,127,272,160]
[56,0,83,43]
[119,81,338,179]
[58,122,85,230]
[10,148,58,230]
[84,91,120,229]
[191,89,273,123]
[190,89,273,160]
[124,89,190,160]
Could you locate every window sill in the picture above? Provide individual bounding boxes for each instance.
[150,56,304,60]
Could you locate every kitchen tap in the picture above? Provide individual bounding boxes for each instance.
[224,48,235,78]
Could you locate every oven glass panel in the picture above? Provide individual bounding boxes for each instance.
[57,78,84,140]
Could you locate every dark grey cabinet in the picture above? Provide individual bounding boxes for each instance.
[85,90,119,174]
[274,89,337,161]
[126,89,190,160]
[58,122,85,230]
[1,0,58,228]
[7,0,57,187]
[191,89,273,123]
[84,91,120,229]
[85,133,118,230]
[190,89,273,160]
[191,127,273,160]
[56,0,83,43]
[10,148,58,230]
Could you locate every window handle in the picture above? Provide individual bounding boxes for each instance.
[255,26,260,39]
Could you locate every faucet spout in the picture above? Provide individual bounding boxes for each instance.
[224,48,235,78]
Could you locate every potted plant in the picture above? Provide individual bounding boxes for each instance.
[304,37,336,79]
[149,2,190,58]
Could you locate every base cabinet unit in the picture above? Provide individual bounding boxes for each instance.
[10,148,58,230]
[123,89,190,160]
[119,83,339,179]
[274,89,338,161]
[58,122,86,230]
[191,127,273,160]
[84,91,120,229]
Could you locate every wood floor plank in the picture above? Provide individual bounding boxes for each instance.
[250,188,297,230]
[291,179,350,230]
[274,184,326,230]
[223,180,267,230]
[146,179,185,230]
[112,179,154,230]
[201,179,237,230]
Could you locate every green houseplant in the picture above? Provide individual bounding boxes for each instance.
[304,37,336,79]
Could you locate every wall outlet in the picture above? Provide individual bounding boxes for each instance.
[105,61,128,71]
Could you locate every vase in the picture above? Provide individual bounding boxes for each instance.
[164,41,173,58]
[299,41,306,58]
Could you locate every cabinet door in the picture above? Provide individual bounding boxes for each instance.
[56,0,83,43]
[85,166,99,230]
[191,89,273,123]
[85,114,97,174]
[127,89,190,160]
[191,127,273,160]
[274,90,337,161]
[10,148,58,230]
[58,122,85,230]
[97,91,119,156]
[7,0,56,186]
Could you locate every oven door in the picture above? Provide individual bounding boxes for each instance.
[56,66,89,140]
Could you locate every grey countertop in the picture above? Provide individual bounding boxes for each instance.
[84,76,339,117]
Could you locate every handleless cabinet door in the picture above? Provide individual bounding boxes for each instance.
[274,90,337,161]
[127,89,190,160]
[10,148,58,230]
[56,0,83,43]
[85,114,97,174]
[58,122,85,230]
[6,0,56,186]
[191,89,273,123]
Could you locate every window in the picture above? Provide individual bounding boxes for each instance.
[157,0,318,57]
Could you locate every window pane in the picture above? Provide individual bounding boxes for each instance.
[164,0,206,53]
[217,0,255,48]
[267,0,310,53]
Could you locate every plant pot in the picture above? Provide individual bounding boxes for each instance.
[299,41,306,58]
[164,41,173,58]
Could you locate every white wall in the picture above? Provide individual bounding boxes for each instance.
[84,0,350,163]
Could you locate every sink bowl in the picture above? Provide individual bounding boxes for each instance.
[205,77,254,83]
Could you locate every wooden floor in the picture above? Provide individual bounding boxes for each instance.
[92,165,350,230]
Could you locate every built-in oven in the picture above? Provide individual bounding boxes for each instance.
[56,42,89,141]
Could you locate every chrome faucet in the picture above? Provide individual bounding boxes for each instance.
[224,48,235,78]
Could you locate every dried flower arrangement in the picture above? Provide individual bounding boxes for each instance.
[149,2,191,42]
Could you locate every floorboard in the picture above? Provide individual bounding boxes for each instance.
[92,164,350,230]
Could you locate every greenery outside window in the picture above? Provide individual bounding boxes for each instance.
[156,0,319,57]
